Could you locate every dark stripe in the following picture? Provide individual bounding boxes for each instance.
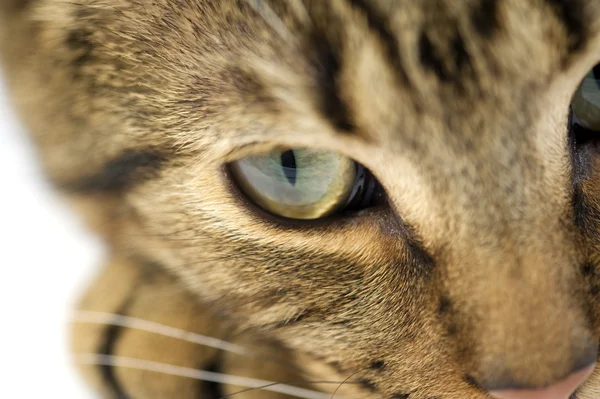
[418,33,449,82]
[358,378,378,392]
[62,147,170,194]
[346,0,411,86]
[64,27,96,81]
[98,302,132,399]
[310,29,356,132]
[470,0,501,38]
[419,29,473,84]
[198,358,224,399]
[369,360,386,370]
[450,34,472,76]
[65,29,94,64]
[544,0,587,52]
[311,0,413,133]
[572,186,600,235]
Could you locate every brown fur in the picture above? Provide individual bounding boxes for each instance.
[3,0,600,397]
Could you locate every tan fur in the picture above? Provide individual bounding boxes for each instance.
[3,0,600,398]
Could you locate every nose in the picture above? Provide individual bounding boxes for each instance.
[489,364,596,399]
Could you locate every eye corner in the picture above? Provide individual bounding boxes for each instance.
[570,108,600,155]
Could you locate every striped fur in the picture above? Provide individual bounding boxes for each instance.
[4,1,600,398]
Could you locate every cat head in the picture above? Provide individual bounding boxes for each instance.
[4,0,600,397]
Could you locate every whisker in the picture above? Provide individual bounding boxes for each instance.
[330,369,363,399]
[242,0,297,46]
[71,309,308,377]
[220,379,359,399]
[219,382,287,398]
[71,311,248,356]
[75,354,333,399]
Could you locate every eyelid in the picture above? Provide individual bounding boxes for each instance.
[221,143,277,163]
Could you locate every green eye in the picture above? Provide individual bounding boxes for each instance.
[572,66,600,130]
[230,149,380,220]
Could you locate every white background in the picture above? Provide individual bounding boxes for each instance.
[0,75,101,397]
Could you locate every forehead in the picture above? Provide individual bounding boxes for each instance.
[58,0,600,156]
[246,2,569,154]
[222,1,596,140]
[302,0,597,113]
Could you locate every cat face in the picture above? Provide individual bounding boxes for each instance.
[4,0,600,397]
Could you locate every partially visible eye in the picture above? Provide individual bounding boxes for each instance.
[572,65,600,131]
[229,149,381,220]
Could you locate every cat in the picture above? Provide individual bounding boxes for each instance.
[2,0,600,398]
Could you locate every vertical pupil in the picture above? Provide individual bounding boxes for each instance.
[280,150,297,186]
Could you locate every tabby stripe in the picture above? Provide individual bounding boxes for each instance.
[312,0,412,133]
[98,300,133,399]
[61,147,171,194]
[544,0,587,52]
[469,0,500,38]
[311,28,356,133]
[345,0,411,87]
[198,357,225,399]
[418,33,449,82]
[572,186,600,235]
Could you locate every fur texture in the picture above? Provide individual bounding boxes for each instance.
[3,0,600,398]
